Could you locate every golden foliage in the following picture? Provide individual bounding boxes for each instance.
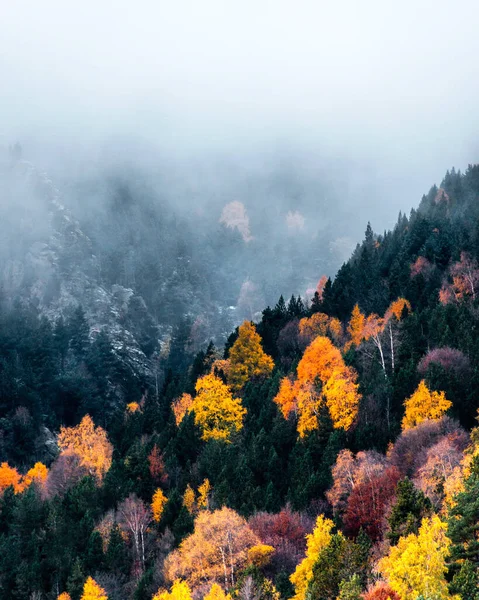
[183,484,196,514]
[57,415,113,482]
[165,507,259,589]
[299,313,343,346]
[197,478,211,510]
[80,576,108,600]
[57,594,72,600]
[290,515,334,600]
[401,380,452,430]
[247,544,275,568]
[23,462,48,489]
[385,298,412,321]
[378,515,458,600]
[192,374,246,442]
[126,401,141,414]
[203,583,231,600]
[275,336,360,437]
[172,394,194,426]
[346,304,366,349]
[227,321,274,392]
[152,580,193,600]
[152,488,168,523]
[0,462,23,494]
[322,367,360,431]
[273,377,297,420]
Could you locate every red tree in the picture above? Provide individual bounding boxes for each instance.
[343,466,400,541]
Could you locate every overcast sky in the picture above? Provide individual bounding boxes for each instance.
[1,0,479,221]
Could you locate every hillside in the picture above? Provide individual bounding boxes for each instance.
[1,164,479,599]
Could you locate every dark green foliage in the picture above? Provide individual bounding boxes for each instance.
[388,478,432,545]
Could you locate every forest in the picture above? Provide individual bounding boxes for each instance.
[1,163,479,600]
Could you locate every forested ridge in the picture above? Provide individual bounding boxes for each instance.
[1,164,479,599]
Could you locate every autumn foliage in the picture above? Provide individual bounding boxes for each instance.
[289,515,333,600]
[192,374,246,442]
[378,515,454,600]
[227,321,274,392]
[401,380,452,430]
[165,507,259,589]
[57,414,113,482]
[274,336,360,436]
[80,576,108,600]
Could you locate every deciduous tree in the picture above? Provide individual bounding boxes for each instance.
[227,321,274,392]
[165,507,259,590]
[57,415,113,482]
[80,577,108,600]
[290,515,333,600]
[378,515,455,600]
[192,374,246,442]
[402,380,452,430]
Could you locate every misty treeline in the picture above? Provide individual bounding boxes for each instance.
[1,162,479,599]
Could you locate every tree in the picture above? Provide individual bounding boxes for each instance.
[117,494,152,574]
[58,594,72,600]
[204,582,231,600]
[449,560,479,600]
[0,462,23,494]
[378,515,455,600]
[274,336,360,437]
[153,580,193,600]
[343,467,400,541]
[197,478,211,510]
[148,444,168,486]
[192,374,246,442]
[362,582,400,600]
[165,507,259,589]
[326,449,387,516]
[447,457,479,573]
[387,478,432,545]
[182,485,196,514]
[337,574,362,600]
[80,577,108,600]
[347,305,366,349]
[227,321,274,392]
[152,488,168,523]
[172,394,194,426]
[23,462,48,491]
[402,380,452,430]
[290,515,333,600]
[57,415,113,482]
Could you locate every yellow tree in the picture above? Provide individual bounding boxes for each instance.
[347,304,366,349]
[153,580,193,600]
[227,321,274,392]
[172,394,193,426]
[247,544,275,568]
[23,462,48,489]
[183,484,196,514]
[192,374,246,442]
[275,336,360,437]
[378,515,458,600]
[402,380,452,430]
[0,462,23,494]
[57,593,72,600]
[80,576,108,600]
[290,515,334,600]
[152,488,168,523]
[204,583,231,600]
[165,507,259,589]
[57,415,113,482]
[197,478,211,509]
[273,377,298,420]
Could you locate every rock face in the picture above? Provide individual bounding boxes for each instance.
[0,154,159,379]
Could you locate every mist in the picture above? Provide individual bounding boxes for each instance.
[1,0,479,352]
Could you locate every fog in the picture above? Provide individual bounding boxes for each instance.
[1,0,479,346]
